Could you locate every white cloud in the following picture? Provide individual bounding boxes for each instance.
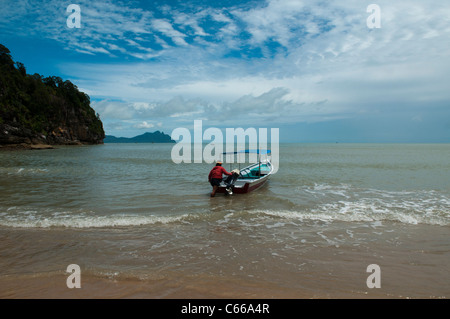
[151,19,188,46]
[92,100,134,120]
[210,12,233,23]
[3,0,449,138]
[134,121,154,129]
[173,11,209,36]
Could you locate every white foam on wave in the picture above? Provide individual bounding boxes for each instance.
[2,184,448,228]
[0,209,191,228]
[290,184,450,226]
[303,183,352,199]
[254,206,448,226]
[4,167,49,175]
[252,194,450,226]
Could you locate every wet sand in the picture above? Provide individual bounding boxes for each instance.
[1,222,448,299]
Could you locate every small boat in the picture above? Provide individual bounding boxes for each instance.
[216,150,274,195]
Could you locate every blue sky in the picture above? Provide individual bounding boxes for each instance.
[1,0,449,142]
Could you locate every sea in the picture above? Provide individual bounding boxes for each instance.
[0,143,449,299]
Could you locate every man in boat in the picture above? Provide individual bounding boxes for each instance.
[208,161,232,197]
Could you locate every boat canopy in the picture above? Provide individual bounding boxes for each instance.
[222,149,271,155]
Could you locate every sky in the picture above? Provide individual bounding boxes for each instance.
[1,0,449,142]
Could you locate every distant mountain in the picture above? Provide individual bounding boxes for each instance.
[104,131,175,143]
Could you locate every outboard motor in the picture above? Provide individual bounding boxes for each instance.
[223,169,240,194]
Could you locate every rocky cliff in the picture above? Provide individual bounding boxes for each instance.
[0,44,105,149]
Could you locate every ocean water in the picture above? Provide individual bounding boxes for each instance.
[0,143,449,298]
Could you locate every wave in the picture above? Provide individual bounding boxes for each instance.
[1,184,449,228]
[1,203,448,229]
[254,206,449,226]
[1,206,448,229]
[0,209,192,228]
[2,167,49,175]
[255,189,450,226]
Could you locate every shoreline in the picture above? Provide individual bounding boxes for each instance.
[1,266,445,299]
[0,141,103,151]
[0,272,386,299]
[0,143,53,151]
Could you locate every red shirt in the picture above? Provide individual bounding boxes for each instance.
[208,165,232,180]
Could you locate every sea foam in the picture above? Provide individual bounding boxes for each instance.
[0,209,190,228]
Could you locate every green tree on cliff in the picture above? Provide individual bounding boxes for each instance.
[0,43,105,144]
